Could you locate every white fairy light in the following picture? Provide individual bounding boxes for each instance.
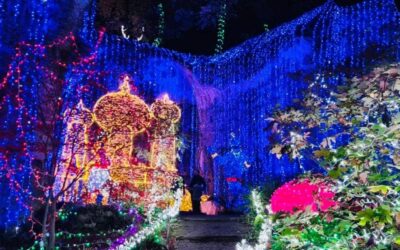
[236,190,272,250]
[136,27,144,41]
[121,25,130,39]
[115,188,183,250]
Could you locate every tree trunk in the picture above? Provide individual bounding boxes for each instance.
[48,199,56,249]
[41,198,50,248]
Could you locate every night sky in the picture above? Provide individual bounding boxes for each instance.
[99,0,366,55]
[97,0,373,55]
[164,0,326,55]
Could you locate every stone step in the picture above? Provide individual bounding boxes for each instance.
[173,215,249,250]
[175,240,238,250]
[176,235,243,241]
[179,214,244,222]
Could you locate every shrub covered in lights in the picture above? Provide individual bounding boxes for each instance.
[1,203,143,249]
[270,179,336,214]
[266,63,400,249]
[53,204,143,249]
[57,204,141,234]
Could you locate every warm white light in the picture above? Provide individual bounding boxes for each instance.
[236,190,272,250]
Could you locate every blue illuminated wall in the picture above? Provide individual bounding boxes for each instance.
[1,0,400,227]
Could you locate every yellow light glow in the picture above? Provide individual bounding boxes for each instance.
[93,80,151,133]
[180,189,193,212]
[58,76,182,207]
[93,79,152,183]
[56,100,93,201]
[150,94,181,172]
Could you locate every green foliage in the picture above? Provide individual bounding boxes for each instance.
[135,228,167,250]
[267,63,400,248]
[356,206,393,227]
[243,190,269,243]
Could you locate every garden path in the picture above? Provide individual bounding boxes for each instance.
[172,214,249,250]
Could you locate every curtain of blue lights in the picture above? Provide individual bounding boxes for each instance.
[1,0,400,228]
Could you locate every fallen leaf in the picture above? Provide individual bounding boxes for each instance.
[379,80,388,91]
[359,172,369,184]
[396,213,400,228]
[271,145,283,159]
[384,68,399,75]
[369,185,391,195]
[394,79,400,91]
[362,97,374,107]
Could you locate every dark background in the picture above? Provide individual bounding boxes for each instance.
[96,0,368,55]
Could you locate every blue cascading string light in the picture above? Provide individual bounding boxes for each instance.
[1,0,400,228]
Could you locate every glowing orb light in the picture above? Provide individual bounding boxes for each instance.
[93,77,151,134]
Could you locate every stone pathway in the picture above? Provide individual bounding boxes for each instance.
[172,214,250,250]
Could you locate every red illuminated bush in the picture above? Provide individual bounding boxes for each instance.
[270,179,336,214]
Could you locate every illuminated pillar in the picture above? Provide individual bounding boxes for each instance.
[150,94,181,193]
[56,100,93,201]
[150,94,181,172]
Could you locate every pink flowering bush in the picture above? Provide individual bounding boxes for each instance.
[270,179,336,214]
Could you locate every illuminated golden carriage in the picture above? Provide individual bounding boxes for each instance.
[56,75,181,207]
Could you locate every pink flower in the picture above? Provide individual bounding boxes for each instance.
[270,179,336,214]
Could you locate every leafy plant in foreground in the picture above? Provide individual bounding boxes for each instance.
[267,63,400,249]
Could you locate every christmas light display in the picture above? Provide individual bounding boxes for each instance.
[262,63,400,248]
[152,3,165,47]
[150,93,181,173]
[215,2,227,53]
[55,75,181,206]
[1,0,400,232]
[179,188,193,212]
[111,188,183,250]
[210,132,250,211]
[28,208,142,249]
[236,190,272,250]
[92,75,151,185]
[270,179,337,214]
[55,100,94,201]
